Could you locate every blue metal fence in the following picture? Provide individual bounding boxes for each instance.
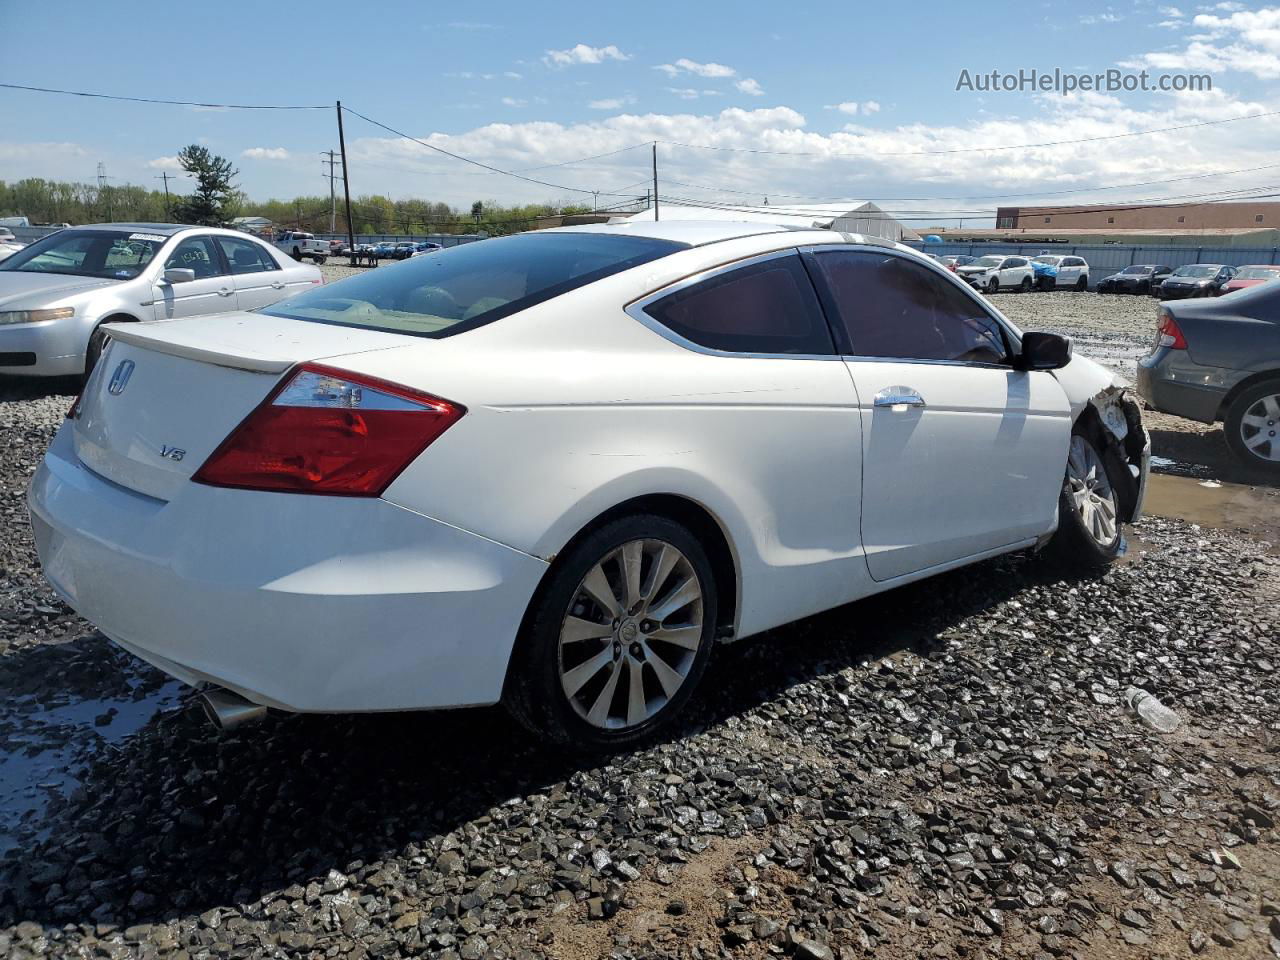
[907,241,1280,287]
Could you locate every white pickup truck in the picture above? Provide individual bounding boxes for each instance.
[272,231,329,264]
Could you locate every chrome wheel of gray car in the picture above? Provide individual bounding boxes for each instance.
[1239,392,1280,462]
[1066,434,1118,545]
[558,538,703,730]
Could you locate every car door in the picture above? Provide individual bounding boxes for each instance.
[1003,257,1028,288]
[1056,258,1079,287]
[216,234,289,309]
[805,247,1072,581]
[150,234,236,319]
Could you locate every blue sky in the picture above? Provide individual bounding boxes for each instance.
[3,0,1279,223]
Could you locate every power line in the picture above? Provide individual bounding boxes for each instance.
[660,160,1280,204]
[657,109,1280,159]
[340,105,643,198]
[0,81,328,110]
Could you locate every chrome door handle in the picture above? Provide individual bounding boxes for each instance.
[271,281,285,289]
[217,287,234,297]
[873,386,926,409]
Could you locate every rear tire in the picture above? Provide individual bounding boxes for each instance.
[1224,379,1280,472]
[1075,275,1088,291]
[504,514,718,751]
[1043,427,1125,573]
[291,247,302,261]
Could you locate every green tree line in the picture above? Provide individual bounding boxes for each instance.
[1,177,601,237]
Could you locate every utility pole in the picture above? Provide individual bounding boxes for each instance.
[321,150,341,234]
[651,142,659,222]
[336,101,357,264]
[97,162,114,221]
[155,172,172,220]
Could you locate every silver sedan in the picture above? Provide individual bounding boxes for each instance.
[0,223,322,377]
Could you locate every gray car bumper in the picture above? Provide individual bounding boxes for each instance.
[1136,349,1229,423]
[0,319,88,377]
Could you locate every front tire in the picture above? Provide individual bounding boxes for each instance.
[1043,429,1124,572]
[987,277,1000,294]
[291,247,302,261]
[505,515,718,751]
[1224,380,1280,472]
[1019,276,1033,292]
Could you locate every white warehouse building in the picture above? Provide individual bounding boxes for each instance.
[616,200,920,243]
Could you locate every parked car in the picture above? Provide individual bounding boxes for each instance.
[1097,264,1174,295]
[955,255,1036,293]
[1029,255,1090,291]
[28,222,1149,748]
[0,223,322,377]
[1138,282,1280,471]
[1220,264,1280,295]
[411,242,443,258]
[1156,263,1236,300]
[373,242,398,259]
[0,238,24,264]
[329,239,346,255]
[0,228,16,243]
[272,231,329,265]
[938,255,976,272]
[392,242,418,260]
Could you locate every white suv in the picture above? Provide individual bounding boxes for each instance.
[955,255,1035,293]
[1031,254,1090,291]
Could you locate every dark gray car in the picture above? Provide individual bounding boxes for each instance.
[1137,283,1280,470]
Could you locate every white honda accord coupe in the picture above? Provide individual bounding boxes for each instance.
[28,221,1149,749]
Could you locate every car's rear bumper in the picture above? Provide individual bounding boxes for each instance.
[28,423,548,712]
[1136,350,1229,423]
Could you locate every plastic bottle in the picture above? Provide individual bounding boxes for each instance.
[1125,687,1181,733]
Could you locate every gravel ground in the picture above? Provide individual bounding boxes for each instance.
[1,294,1278,960]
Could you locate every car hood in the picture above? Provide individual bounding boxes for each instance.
[0,272,119,308]
[1223,278,1270,290]
[1163,277,1208,285]
[957,265,993,272]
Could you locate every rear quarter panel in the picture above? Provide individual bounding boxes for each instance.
[1173,290,1280,376]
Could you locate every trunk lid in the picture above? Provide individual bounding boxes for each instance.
[73,313,418,500]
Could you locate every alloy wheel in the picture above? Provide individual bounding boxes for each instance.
[1239,392,1280,462]
[1066,435,1118,545]
[557,539,704,730]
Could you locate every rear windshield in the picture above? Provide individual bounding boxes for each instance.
[262,232,687,337]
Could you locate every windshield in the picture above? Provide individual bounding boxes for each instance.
[1234,266,1280,280]
[970,256,1003,268]
[262,231,687,337]
[1173,264,1217,278]
[1032,256,1062,265]
[0,230,167,279]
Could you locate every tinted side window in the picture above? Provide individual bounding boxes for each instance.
[217,236,279,275]
[1006,257,1027,267]
[165,236,224,279]
[643,254,834,355]
[812,251,1011,365]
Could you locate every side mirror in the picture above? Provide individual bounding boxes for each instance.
[162,267,196,284]
[1018,331,1072,371]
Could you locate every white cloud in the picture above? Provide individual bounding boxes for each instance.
[863,100,881,113]
[667,87,722,100]
[337,91,1280,222]
[826,101,861,115]
[1123,6,1280,78]
[147,155,183,170]
[675,58,737,78]
[735,78,765,96]
[1080,11,1123,23]
[502,97,527,107]
[242,147,290,160]
[544,43,629,67]
[504,71,523,79]
[1158,5,1185,15]
[589,96,636,110]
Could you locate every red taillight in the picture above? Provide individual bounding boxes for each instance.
[1156,309,1187,350]
[193,364,464,496]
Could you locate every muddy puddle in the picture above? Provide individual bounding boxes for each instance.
[1142,472,1280,550]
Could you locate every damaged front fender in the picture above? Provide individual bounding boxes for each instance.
[1052,354,1152,522]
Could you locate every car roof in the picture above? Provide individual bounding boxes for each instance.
[74,222,191,235]
[543,219,809,247]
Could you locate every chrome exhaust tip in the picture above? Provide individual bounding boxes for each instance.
[200,688,268,730]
